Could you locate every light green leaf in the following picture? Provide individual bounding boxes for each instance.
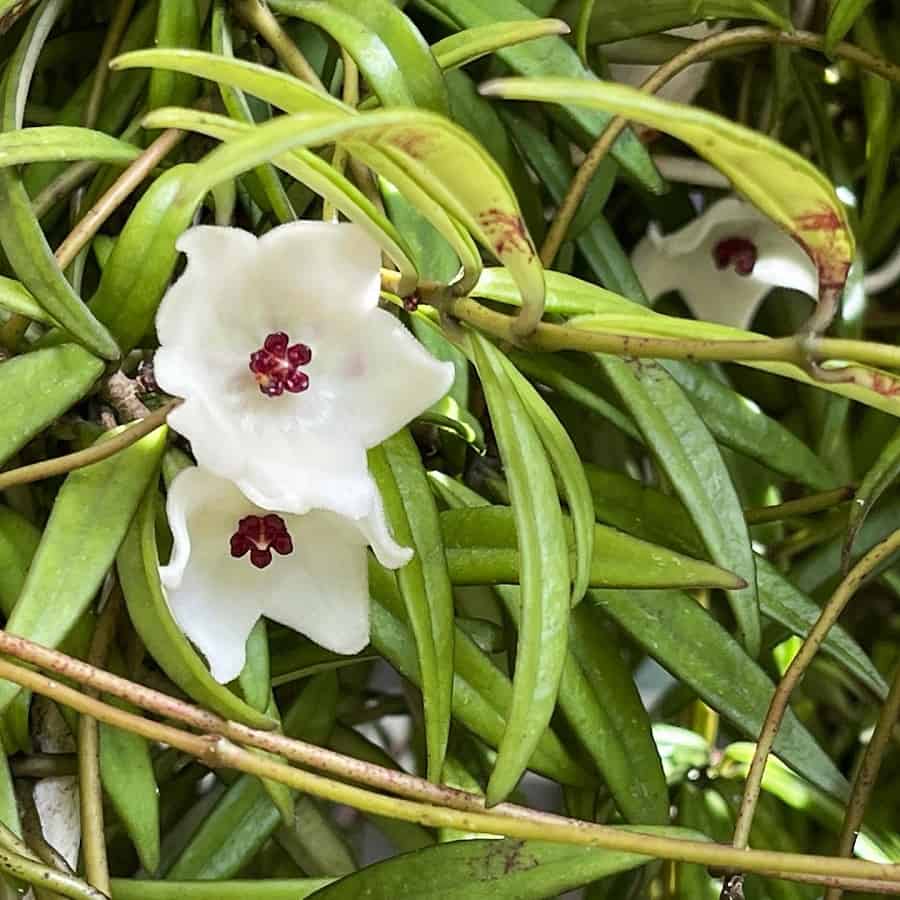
[0,345,104,468]
[0,424,167,714]
[470,333,572,804]
[431,18,570,70]
[481,76,855,317]
[368,429,455,781]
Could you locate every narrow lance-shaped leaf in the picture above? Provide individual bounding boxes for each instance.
[592,588,848,800]
[600,357,760,657]
[0,345,104,468]
[0,425,167,715]
[0,0,119,359]
[481,77,855,330]
[430,18,571,70]
[113,49,545,332]
[496,353,594,605]
[271,0,449,113]
[410,0,664,192]
[0,127,140,168]
[431,474,670,825]
[368,430,455,782]
[825,0,875,51]
[470,333,571,805]
[305,837,667,899]
[843,424,900,572]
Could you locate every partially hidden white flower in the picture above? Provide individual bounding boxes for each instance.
[609,24,714,105]
[161,465,390,683]
[154,221,454,563]
[631,196,818,328]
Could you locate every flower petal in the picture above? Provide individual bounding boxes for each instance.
[632,195,819,328]
[160,467,266,682]
[160,467,409,683]
[313,308,455,447]
[263,509,374,656]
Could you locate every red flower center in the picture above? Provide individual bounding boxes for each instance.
[713,236,758,276]
[229,514,294,569]
[249,331,312,397]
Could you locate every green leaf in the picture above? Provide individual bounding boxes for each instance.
[368,429,455,782]
[306,835,703,899]
[591,589,848,800]
[117,491,278,730]
[496,354,594,604]
[0,505,40,617]
[562,0,790,43]
[0,424,167,715]
[110,880,335,899]
[481,77,855,311]
[0,277,50,323]
[431,18,571,70]
[755,557,887,701]
[0,345,104,468]
[369,563,593,787]
[0,0,119,359]
[113,49,545,322]
[432,475,669,824]
[440,506,744,590]
[411,0,663,192]
[167,673,347,880]
[100,658,161,873]
[139,108,418,292]
[600,357,760,657]
[470,333,572,804]
[271,0,449,113]
[148,0,200,112]
[661,361,836,492]
[825,0,875,51]
[210,0,296,225]
[0,126,140,168]
[843,424,900,572]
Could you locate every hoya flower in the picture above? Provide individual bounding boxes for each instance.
[160,466,405,683]
[631,196,818,328]
[154,221,454,555]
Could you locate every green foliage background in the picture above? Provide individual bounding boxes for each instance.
[1,0,900,897]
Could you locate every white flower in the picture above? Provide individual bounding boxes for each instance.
[161,466,395,683]
[154,221,454,561]
[631,196,818,328]
[609,24,714,105]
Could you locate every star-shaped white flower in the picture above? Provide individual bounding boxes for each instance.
[631,196,818,328]
[154,221,454,560]
[161,466,397,683]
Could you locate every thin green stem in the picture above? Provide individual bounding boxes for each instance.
[0,635,898,890]
[539,26,900,267]
[54,128,186,270]
[825,664,900,900]
[83,0,137,129]
[730,528,900,856]
[11,754,79,779]
[234,0,325,90]
[744,487,856,525]
[78,596,120,896]
[0,403,176,492]
[446,297,900,371]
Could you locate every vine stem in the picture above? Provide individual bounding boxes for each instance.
[729,528,900,858]
[234,0,325,91]
[54,127,186,270]
[825,663,900,900]
[0,635,897,890]
[539,25,900,267]
[83,0,136,129]
[444,296,900,371]
[77,594,120,896]
[743,486,855,525]
[0,402,177,492]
